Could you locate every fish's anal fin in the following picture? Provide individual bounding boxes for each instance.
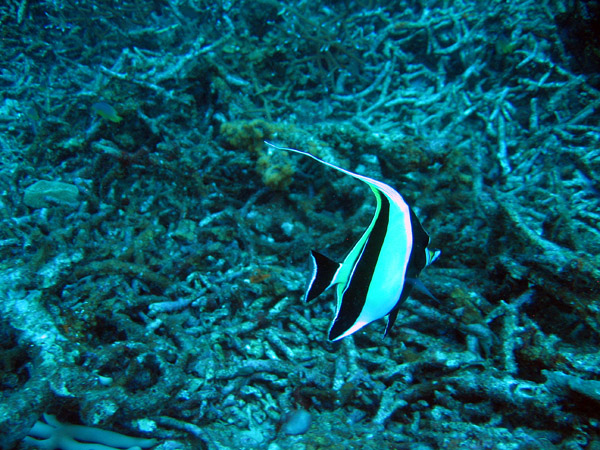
[305,250,339,302]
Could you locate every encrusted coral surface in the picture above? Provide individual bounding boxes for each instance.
[1,0,599,449]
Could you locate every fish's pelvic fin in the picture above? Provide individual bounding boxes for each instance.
[384,307,401,337]
[305,250,339,302]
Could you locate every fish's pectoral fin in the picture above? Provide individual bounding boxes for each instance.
[383,279,438,337]
[305,250,340,302]
[406,278,439,304]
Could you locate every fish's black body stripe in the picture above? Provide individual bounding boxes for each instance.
[329,195,391,340]
[407,206,429,274]
[385,206,430,336]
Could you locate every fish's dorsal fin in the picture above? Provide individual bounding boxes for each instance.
[265,141,387,195]
[264,142,410,224]
[305,250,340,302]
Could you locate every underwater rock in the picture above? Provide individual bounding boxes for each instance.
[281,409,311,435]
[23,180,79,208]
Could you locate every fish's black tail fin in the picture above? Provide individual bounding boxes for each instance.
[304,250,339,302]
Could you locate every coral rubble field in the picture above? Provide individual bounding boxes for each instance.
[1,0,599,449]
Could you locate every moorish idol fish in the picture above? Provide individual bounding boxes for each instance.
[265,141,440,341]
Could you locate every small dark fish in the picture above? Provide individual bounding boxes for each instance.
[92,101,122,123]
